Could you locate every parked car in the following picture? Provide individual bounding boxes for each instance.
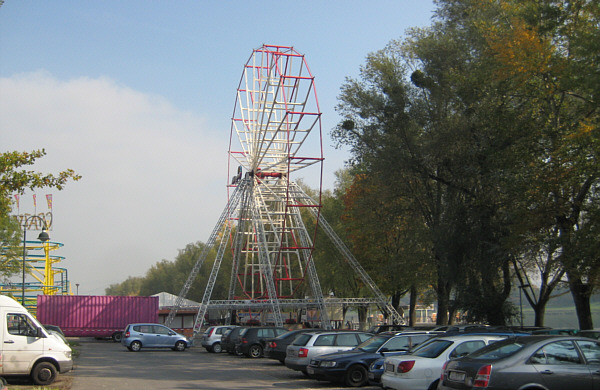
[439,335,600,390]
[285,331,372,374]
[367,335,434,387]
[121,323,189,352]
[265,329,322,363]
[579,329,600,340]
[381,333,514,390]
[367,324,414,334]
[432,324,491,333]
[531,328,579,335]
[201,325,237,353]
[308,331,437,387]
[43,324,68,344]
[222,326,247,354]
[234,326,288,358]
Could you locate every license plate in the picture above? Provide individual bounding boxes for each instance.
[448,370,466,382]
[385,363,395,372]
[307,366,315,375]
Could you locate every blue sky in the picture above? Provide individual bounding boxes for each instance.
[1,1,435,295]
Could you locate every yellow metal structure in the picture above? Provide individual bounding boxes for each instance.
[0,240,70,311]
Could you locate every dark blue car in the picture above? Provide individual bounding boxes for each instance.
[307,331,436,387]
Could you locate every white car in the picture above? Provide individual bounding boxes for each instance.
[201,325,237,353]
[381,334,513,390]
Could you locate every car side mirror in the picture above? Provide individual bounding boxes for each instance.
[36,327,47,338]
[169,332,176,336]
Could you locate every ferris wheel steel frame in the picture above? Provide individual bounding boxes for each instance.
[166,45,404,335]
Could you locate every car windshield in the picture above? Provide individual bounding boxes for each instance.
[468,340,526,360]
[412,339,453,358]
[356,335,390,352]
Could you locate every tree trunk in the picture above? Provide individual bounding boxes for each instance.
[533,305,545,328]
[409,285,417,327]
[357,306,369,331]
[568,273,594,330]
[436,278,451,325]
[448,306,457,325]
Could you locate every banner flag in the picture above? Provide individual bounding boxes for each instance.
[14,194,19,209]
[33,194,37,209]
[46,194,53,210]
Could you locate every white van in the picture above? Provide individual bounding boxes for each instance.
[0,295,72,385]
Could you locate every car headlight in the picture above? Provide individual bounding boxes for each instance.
[320,361,337,368]
[64,351,72,359]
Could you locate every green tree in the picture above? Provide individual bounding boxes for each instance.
[472,0,600,329]
[0,149,80,276]
[105,276,144,296]
[340,171,435,326]
[333,35,518,325]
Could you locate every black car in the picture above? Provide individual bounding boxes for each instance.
[221,326,246,354]
[264,329,318,363]
[367,324,414,334]
[439,335,600,390]
[579,329,600,340]
[234,326,288,358]
[307,331,436,387]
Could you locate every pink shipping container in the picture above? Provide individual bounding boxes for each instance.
[36,295,159,341]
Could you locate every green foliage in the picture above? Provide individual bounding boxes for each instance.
[0,149,80,277]
[105,276,144,296]
[0,149,81,214]
[332,0,600,326]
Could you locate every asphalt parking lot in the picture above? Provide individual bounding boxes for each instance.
[70,338,381,390]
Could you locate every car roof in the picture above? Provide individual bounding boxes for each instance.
[513,334,595,342]
[429,333,518,342]
[304,330,369,336]
[128,323,162,326]
[386,330,443,336]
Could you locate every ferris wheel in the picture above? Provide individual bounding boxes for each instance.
[167,45,404,332]
[227,44,324,303]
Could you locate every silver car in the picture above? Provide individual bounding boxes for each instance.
[201,325,237,353]
[121,323,189,352]
[285,331,372,374]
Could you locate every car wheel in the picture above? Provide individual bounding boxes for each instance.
[31,361,57,386]
[173,341,186,351]
[345,364,368,387]
[112,332,123,342]
[427,379,440,390]
[130,341,142,352]
[248,344,263,358]
[212,343,222,353]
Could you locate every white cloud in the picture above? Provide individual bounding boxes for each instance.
[1,72,228,294]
